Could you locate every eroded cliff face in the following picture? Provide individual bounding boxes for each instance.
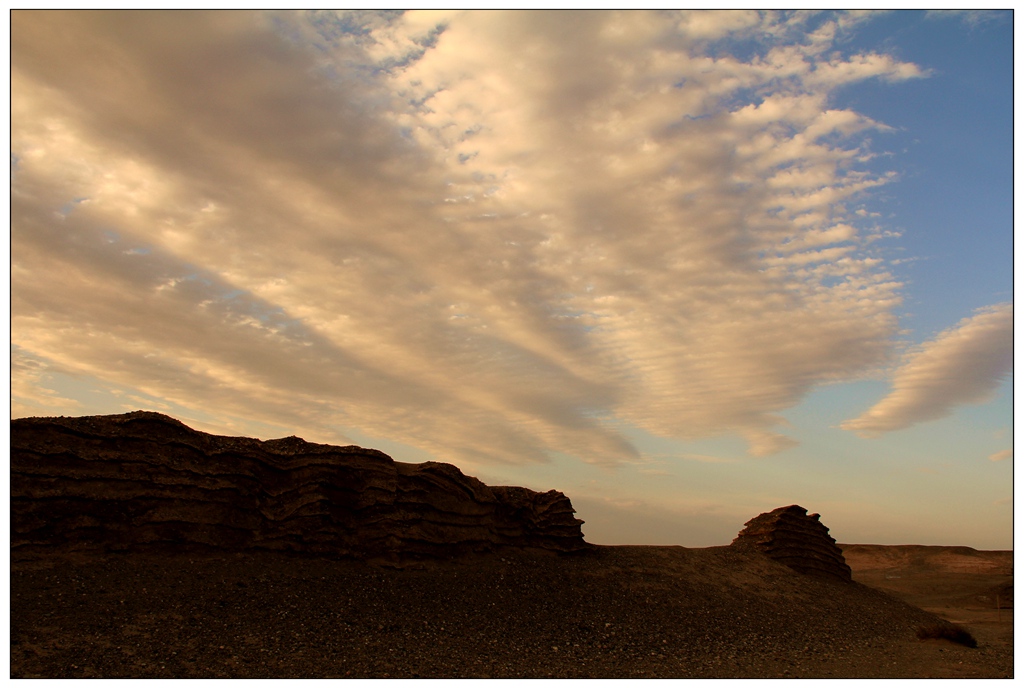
[731,505,852,582]
[11,411,588,560]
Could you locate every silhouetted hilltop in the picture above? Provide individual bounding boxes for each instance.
[11,411,587,560]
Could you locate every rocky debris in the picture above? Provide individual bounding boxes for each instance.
[11,411,588,560]
[732,505,852,582]
[12,546,994,679]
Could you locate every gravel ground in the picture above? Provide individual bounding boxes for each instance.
[10,545,1009,678]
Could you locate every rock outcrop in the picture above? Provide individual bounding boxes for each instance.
[11,411,588,560]
[732,505,852,582]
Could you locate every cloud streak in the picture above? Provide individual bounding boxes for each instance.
[13,10,933,465]
[842,303,1012,437]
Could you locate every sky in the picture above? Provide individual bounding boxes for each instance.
[9,10,1014,550]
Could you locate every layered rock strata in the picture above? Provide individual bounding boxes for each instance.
[11,411,588,559]
[732,505,852,582]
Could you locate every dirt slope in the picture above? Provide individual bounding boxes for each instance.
[11,545,1011,678]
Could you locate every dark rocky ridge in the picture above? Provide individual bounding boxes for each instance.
[731,504,853,581]
[11,411,587,560]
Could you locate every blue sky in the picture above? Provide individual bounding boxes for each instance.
[10,10,1013,549]
[831,10,1013,335]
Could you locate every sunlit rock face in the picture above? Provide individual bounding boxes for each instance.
[11,411,588,560]
[732,505,852,582]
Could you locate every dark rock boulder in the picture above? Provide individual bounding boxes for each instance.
[11,411,588,560]
[732,505,852,582]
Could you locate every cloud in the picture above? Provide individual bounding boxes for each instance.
[13,10,925,464]
[925,10,1010,28]
[10,346,83,418]
[678,453,739,465]
[988,449,1012,462]
[841,303,1012,437]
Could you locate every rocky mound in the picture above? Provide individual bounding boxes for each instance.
[732,505,852,582]
[11,411,587,560]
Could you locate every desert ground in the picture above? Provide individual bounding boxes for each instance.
[10,543,1012,678]
[840,543,1013,677]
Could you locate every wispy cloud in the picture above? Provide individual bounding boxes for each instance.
[988,449,1012,463]
[679,453,739,465]
[12,11,929,464]
[925,10,1011,28]
[10,346,83,417]
[842,303,1012,437]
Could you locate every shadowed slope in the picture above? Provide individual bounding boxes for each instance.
[13,545,1004,678]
